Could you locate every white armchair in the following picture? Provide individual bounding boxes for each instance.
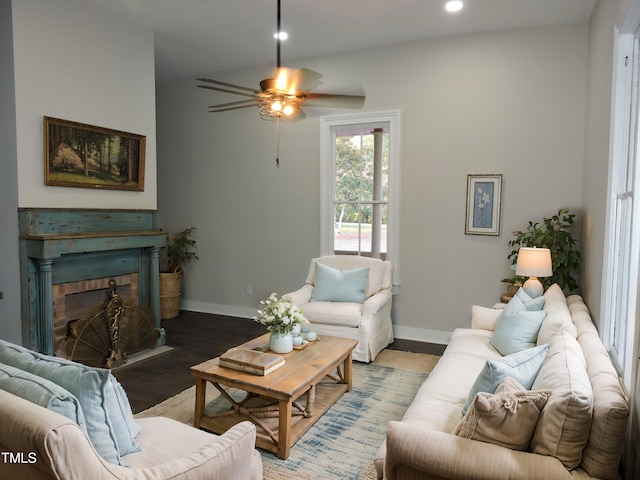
[285,255,394,362]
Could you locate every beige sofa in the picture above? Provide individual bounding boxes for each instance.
[286,255,394,362]
[375,285,629,480]
[0,339,262,480]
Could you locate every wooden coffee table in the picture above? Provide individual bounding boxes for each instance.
[191,333,358,459]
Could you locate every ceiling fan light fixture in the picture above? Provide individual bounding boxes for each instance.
[274,31,288,40]
[282,103,296,116]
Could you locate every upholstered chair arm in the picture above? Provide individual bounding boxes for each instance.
[284,284,314,306]
[384,422,574,480]
[0,390,262,480]
[362,289,392,317]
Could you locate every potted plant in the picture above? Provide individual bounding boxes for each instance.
[159,227,198,319]
[255,293,308,353]
[500,276,524,298]
[505,209,581,294]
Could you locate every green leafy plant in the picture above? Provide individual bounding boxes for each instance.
[164,227,198,272]
[506,209,581,293]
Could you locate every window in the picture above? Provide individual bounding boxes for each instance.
[603,28,640,387]
[320,111,399,280]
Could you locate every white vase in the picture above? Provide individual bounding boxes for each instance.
[269,332,293,353]
[290,323,301,336]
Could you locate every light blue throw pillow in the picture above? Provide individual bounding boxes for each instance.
[311,263,370,303]
[0,363,87,430]
[0,340,140,466]
[515,288,545,311]
[461,344,549,416]
[490,309,547,355]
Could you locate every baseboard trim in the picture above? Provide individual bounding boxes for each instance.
[180,300,256,319]
[180,300,453,345]
[393,326,451,345]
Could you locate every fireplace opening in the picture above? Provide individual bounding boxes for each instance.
[54,275,158,368]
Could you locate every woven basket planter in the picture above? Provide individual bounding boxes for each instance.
[159,266,183,320]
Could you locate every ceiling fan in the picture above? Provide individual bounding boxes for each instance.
[196,0,366,164]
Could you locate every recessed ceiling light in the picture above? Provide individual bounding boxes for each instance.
[445,1,463,13]
[274,32,288,40]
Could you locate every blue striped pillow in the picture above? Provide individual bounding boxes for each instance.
[0,340,140,465]
[0,362,87,430]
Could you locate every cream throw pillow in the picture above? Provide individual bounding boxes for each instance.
[471,305,503,331]
[453,377,551,451]
[537,283,577,345]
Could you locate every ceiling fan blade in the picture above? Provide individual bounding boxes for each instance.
[289,68,324,92]
[290,107,307,122]
[303,93,366,109]
[197,77,261,95]
[197,84,261,99]
[208,99,258,109]
[209,103,259,113]
[260,67,323,94]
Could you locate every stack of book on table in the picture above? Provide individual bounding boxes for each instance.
[219,348,285,375]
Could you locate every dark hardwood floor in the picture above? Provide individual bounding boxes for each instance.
[112,310,445,413]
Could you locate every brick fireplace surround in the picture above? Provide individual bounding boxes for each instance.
[18,208,166,355]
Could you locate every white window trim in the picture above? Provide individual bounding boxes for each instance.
[602,19,640,388]
[319,110,400,284]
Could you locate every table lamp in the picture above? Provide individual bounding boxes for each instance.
[515,247,553,298]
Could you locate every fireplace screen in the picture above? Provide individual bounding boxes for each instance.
[66,280,158,368]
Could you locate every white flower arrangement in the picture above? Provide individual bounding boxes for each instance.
[255,293,308,335]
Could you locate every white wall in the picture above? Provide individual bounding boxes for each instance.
[12,0,157,209]
[0,0,158,343]
[157,22,589,342]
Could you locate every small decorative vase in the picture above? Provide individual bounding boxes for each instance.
[290,323,301,337]
[269,332,293,353]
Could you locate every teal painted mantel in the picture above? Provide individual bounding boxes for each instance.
[18,208,167,355]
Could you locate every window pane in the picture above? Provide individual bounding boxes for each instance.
[333,203,387,257]
[611,195,632,368]
[329,119,392,262]
[335,135,364,203]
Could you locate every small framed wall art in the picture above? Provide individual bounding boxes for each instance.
[465,174,503,236]
[44,116,146,191]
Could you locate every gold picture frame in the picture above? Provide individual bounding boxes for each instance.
[44,116,145,191]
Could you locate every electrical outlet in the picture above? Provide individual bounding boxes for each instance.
[245,284,252,296]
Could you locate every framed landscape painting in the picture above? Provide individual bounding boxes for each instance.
[44,116,145,191]
[465,174,503,236]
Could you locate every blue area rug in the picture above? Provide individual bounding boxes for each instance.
[136,354,432,480]
[258,362,428,480]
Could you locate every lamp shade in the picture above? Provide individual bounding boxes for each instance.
[515,247,553,277]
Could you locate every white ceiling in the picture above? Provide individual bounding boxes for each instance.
[83,0,597,83]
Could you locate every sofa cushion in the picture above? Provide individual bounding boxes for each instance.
[531,331,593,469]
[462,344,548,415]
[566,296,629,480]
[490,308,546,355]
[299,300,363,327]
[453,377,551,451]
[471,306,503,331]
[0,363,87,430]
[311,263,369,303]
[0,340,140,466]
[537,284,577,345]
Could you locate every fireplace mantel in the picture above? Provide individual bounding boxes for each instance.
[19,208,167,354]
